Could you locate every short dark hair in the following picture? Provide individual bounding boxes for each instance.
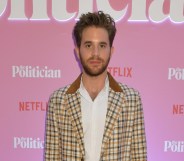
[73,11,116,47]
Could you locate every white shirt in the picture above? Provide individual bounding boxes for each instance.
[79,77,109,161]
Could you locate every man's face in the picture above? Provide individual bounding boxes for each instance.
[75,26,114,77]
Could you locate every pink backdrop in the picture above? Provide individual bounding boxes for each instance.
[0,1,184,161]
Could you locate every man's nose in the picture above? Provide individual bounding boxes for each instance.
[91,46,100,56]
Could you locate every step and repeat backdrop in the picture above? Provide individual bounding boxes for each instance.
[0,0,183,161]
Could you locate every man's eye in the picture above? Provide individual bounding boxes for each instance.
[100,44,106,48]
[85,44,91,48]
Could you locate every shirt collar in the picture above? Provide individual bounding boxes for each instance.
[66,72,123,94]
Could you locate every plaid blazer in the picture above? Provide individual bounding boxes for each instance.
[44,73,147,161]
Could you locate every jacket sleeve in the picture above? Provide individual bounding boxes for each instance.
[44,94,61,161]
[131,92,147,161]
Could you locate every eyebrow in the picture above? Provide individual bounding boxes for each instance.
[83,41,108,45]
[83,41,92,44]
[99,42,108,45]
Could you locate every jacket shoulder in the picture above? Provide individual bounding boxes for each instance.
[49,85,70,104]
[118,83,141,99]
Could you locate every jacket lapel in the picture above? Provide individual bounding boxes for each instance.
[100,73,126,157]
[100,89,125,157]
[66,92,85,157]
[65,74,85,157]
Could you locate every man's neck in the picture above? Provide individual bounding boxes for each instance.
[82,71,107,100]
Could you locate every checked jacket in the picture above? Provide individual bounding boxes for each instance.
[44,73,147,161]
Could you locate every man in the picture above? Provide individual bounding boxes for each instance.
[44,11,147,161]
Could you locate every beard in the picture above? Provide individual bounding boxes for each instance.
[79,53,111,77]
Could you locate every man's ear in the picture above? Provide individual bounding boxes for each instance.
[111,46,115,56]
[75,47,80,59]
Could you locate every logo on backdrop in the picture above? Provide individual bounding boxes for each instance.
[172,104,184,115]
[0,0,184,23]
[19,101,48,112]
[164,141,184,152]
[108,67,132,78]
[14,137,44,149]
[12,65,61,78]
[168,68,184,80]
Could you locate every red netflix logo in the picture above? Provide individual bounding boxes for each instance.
[19,101,48,112]
[108,67,132,78]
[173,104,184,115]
